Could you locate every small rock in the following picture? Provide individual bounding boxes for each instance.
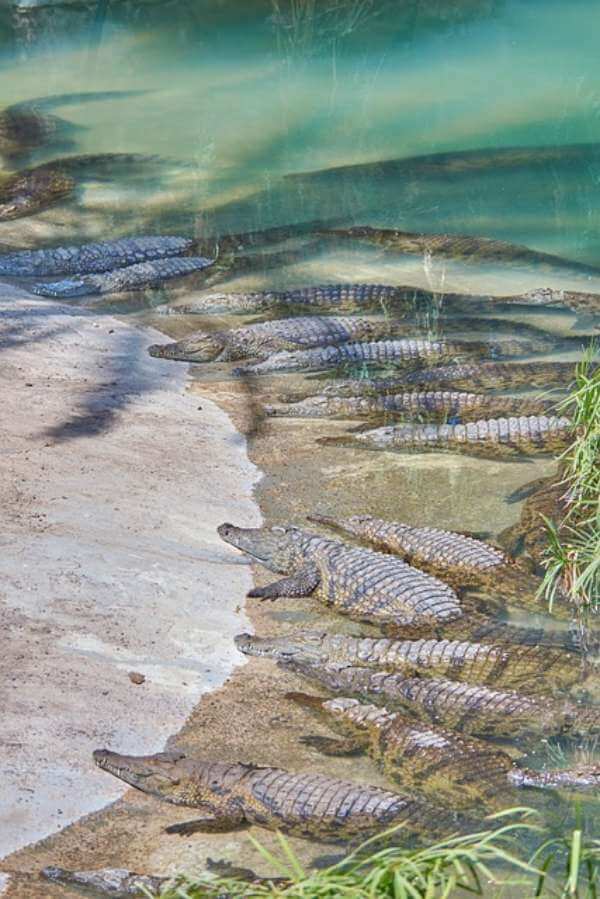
[128,671,145,685]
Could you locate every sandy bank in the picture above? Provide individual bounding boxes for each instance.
[0,283,260,859]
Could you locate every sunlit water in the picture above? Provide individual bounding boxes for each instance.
[1,0,599,882]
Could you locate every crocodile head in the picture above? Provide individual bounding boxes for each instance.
[235,630,328,664]
[218,522,303,573]
[93,748,209,806]
[148,331,226,362]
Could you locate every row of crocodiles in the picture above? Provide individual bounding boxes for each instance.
[5,231,598,894]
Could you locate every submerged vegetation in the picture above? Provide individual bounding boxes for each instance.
[540,345,600,611]
[149,812,600,898]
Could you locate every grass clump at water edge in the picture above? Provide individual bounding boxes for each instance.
[539,344,600,611]
[144,812,548,898]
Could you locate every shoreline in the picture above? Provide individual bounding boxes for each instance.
[0,283,261,862]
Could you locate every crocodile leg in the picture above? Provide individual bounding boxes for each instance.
[165,802,246,835]
[248,565,320,600]
[300,734,368,756]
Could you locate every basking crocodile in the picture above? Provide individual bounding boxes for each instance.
[266,391,554,423]
[322,226,600,278]
[231,337,529,376]
[0,235,193,277]
[32,256,214,298]
[147,315,409,363]
[318,415,572,460]
[235,631,580,692]
[282,662,600,739]
[93,748,465,842]
[308,512,567,616]
[293,696,600,812]
[218,522,462,629]
[41,866,167,897]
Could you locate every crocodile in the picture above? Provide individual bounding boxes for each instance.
[147,315,411,363]
[0,235,193,277]
[93,748,466,843]
[292,696,600,812]
[308,513,568,616]
[499,476,570,569]
[235,631,580,692]
[281,662,600,739]
[231,337,530,377]
[265,391,554,423]
[218,522,462,629]
[321,226,600,278]
[0,153,162,221]
[0,91,148,161]
[162,283,433,315]
[504,286,600,316]
[282,362,580,402]
[318,415,572,460]
[41,866,167,897]
[31,256,214,298]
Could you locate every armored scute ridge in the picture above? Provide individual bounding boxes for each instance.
[233,338,494,376]
[319,415,572,460]
[93,749,465,842]
[296,697,600,811]
[218,523,462,629]
[163,283,422,314]
[147,315,411,363]
[235,631,580,692]
[266,391,554,422]
[31,256,214,298]
[0,236,193,277]
[309,512,567,616]
[285,663,600,739]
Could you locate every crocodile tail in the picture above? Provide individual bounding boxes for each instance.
[11,91,152,112]
[307,513,339,529]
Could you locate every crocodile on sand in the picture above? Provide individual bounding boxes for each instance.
[218,522,462,629]
[292,695,600,812]
[235,630,581,692]
[0,235,193,277]
[318,415,572,460]
[93,748,466,842]
[265,391,554,423]
[31,256,214,297]
[308,512,569,616]
[281,661,600,739]
[147,315,412,363]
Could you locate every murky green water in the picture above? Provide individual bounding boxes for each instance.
[1,0,599,886]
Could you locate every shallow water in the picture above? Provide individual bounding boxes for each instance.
[1,0,599,887]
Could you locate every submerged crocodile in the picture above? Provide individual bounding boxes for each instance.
[499,476,570,570]
[31,256,213,298]
[93,748,465,842]
[218,523,462,629]
[318,415,572,460]
[266,391,554,423]
[308,513,567,616]
[504,286,600,316]
[160,283,426,315]
[0,235,193,277]
[293,696,600,812]
[322,226,600,278]
[283,662,600,739]
[235,631,580,692]
[232,337,527,376]
[147,315,409,363]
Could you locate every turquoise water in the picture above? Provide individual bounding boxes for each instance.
[1,0,599,887]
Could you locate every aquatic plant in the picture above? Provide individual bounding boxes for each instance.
[149,811,540,898]
[539,344,600,611]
